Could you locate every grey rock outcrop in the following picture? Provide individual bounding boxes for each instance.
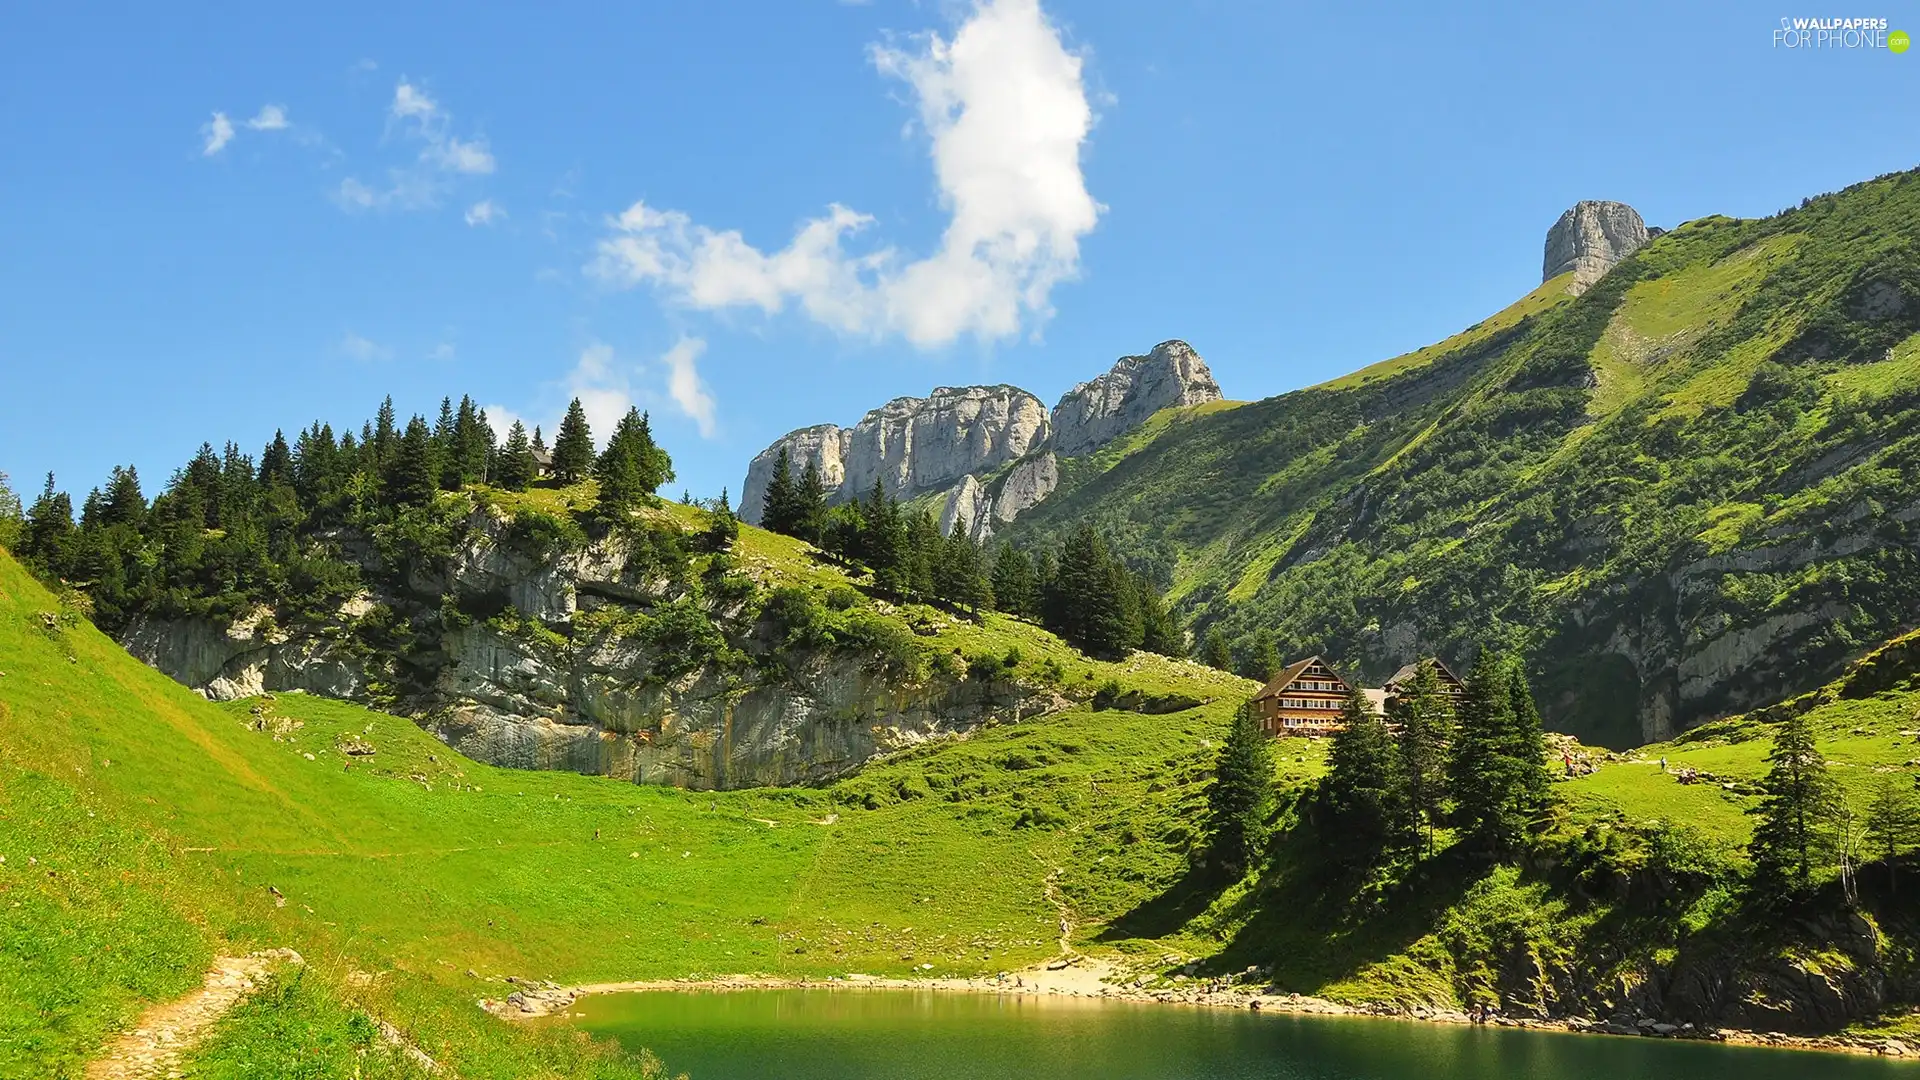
[740,386,1047,524]
[1543,201,1650,293]
[937,451,1060,546]
[1049,341,1222,456]
[123,506,1065,790]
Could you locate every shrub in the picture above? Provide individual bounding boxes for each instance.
[637,600,728,679]
[502,509,586,560]
[761,585,830,649]
[823,584,864,611]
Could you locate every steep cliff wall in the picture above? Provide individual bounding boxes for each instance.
[122,505,1065,789]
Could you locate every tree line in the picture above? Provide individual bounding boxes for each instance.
[4,393,672,632]
[1205,652,1552,877]
[755,449,1179,660]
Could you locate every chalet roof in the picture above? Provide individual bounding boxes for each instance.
[529,447,554,466]
[1386,657,1462,689]
[1251,655,1347,701]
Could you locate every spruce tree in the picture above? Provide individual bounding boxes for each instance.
[495,421,537,491]
[1322,685,1410,868]
[794,459,827,543]
[100,466,146,527]
[1136,576,1182,657]
[258,430,293,487]
[386,416,441,508]
[1201,628,1233,672]
[1205,699,1277,878]
[24,473,75,571]
[1242,631,1281,684]
[1866,774,1920,894]
[373,396,398,462]
[531,425,547,453]
[1449,650,1518,855]
[990,543,1034,617]
[594,407,649,518]
[940,516,991,615]
[550,398,595,484]
[1748,710,1839,894]
[761,447,796,534]
[1392,664,1455,857]
[906,510,939,599]
[1503,656,1553,829]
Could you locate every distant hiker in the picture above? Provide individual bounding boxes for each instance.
[1659,756,1668,773]
[593,828,600,841]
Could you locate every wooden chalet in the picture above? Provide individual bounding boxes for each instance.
[1250,656,1354,735]
[1383,658,1465,709]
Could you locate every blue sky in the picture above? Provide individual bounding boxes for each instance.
[1,2,1914,506]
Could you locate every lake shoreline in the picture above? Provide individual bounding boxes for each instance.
[482,957,1918,1061]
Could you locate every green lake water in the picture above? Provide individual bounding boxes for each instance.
[572,988,1915,1079]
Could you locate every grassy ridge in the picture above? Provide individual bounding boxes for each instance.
[998,167,1920,749]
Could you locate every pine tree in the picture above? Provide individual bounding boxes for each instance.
[990,543,1034,618]
[1748,710,1840,894]
[1865,774,1920,894]
[24,473,75,571]
[385,416,441,508]
[550,398,595,484]
[258,430,293,487]
[373,396,398,462]
[1322,685,1410,867]
[531,425,547,453]
[494,421,537,491]
[761,447,796,534]
[100,466,146,527]
[1391,664,1455,857]
[1242,631,1281,683]
[1136,576,1182,657]
[939,516,991,615]
[793,459,827,543]
[1201,628,1233,672]
[432,396,456,458]
[1449,650,1518,855]
[905,510,939,599]
[1503,656,1552,829]
[1204,699,1277,878]
[594,407,650,519]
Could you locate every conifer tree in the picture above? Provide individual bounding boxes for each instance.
[374,396,398,462]
[1322,685,1410,867]
[906,510,939,599]
[1748,710,1839,894]
[939,516,991,615]
[761,447,796,534]
[1205,699,1277,878]
[550,398,595,484]
[258,430,293,488]
[1137,578,1182,657]
[594,407,651,519]
[1503,656,1553,829]
[1866,774,1920,894]
[531,425,547,453]
[1242,631,1281,683]
[494,421,537,491]
[794,459,827,543]
[386,416,441,508]
[1201,628,1233,672]
[432,396,456,454]
[1449,650,1517,855]
[24,473,75,570]
[990,542,1035,618]
[100,466,146,527]
[1391,664,1455,857]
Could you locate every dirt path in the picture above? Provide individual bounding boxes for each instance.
[86,949,302,1080]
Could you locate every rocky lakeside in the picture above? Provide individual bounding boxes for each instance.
[482,957,1920,1060]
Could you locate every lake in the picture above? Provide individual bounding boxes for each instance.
[570,988,1916,1079]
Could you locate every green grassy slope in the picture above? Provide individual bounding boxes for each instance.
[1000,167,1920,748]
[15,535,1920,1059]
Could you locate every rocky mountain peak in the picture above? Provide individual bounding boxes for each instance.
[1047,340,1223,456]
[1543,201,1650,294]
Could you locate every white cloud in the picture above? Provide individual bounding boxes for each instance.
[339,332,392,361]
[427,342,457,361]
[589,0,1101,347]
[481,404,528,438]
[340,80,496,211]
[660,337,717,437]
[245,104,289,131]
[202,112,235,155]
[465,199,504,226]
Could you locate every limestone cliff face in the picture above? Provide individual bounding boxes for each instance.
[122,507,1061,790]
[741,341,1221,535]
[1048,340,1223,456]
[1543,201,1650,293]
[739,386,1048,525]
